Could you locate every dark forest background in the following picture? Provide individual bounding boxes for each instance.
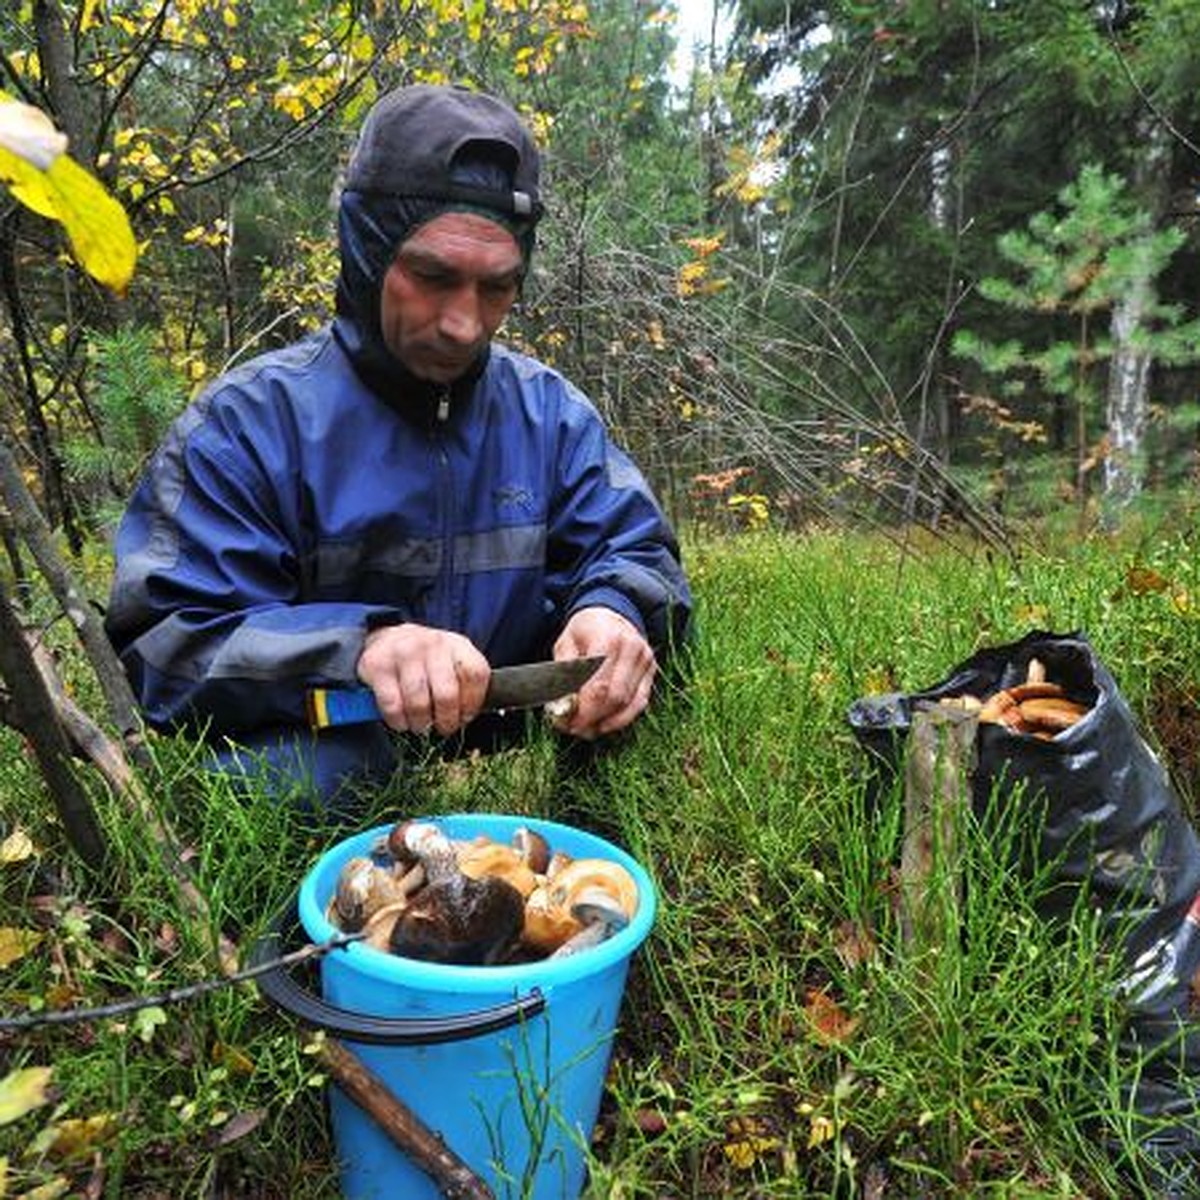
[3,0,1200,554]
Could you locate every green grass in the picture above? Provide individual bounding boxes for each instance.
[4,521,1200,1196]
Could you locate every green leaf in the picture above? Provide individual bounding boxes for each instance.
[132,1005,168,1044]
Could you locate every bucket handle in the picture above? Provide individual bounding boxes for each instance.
[248,896,546,1046]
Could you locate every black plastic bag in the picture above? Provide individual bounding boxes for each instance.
[848,630,1200,1193]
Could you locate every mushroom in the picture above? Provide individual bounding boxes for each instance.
[550,921,612,959]
[1017,695,1089,732]
[547,858,638,922]
[545,850,573,881]
[457,842,539,898]
[384,820,422,868]
[522,858,639,955]
[522,883,583,954]
[512,826,551,875]
[360,901,411,952]
[544,693,579,726]
[330,856,416,932]
[388,823,525,965]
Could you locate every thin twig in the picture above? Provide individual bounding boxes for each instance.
[0,932,363,1032]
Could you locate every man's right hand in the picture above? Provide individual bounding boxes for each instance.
[356,623,489,735]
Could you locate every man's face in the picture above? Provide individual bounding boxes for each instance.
[380,211,524,384]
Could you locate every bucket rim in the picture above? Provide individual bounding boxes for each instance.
[299,813,657,991]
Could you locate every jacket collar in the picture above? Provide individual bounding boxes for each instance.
[332,314,489,423]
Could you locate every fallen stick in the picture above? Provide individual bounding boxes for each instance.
[318,1039,495,1200]
[23,633,237,976]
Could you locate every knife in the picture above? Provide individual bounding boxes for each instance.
[305,655,606,730]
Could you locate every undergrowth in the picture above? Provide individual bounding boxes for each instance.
[2,521,1200,1196]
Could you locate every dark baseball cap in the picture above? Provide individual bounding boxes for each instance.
[345,83,542,222]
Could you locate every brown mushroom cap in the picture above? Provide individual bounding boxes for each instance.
[1018,695,1089,731]
[522,884,583,953]
[511,826,551,875]
[385,820,420,867]
[332,856,411,932]
[547,858,638,922]
[457,842,539,898]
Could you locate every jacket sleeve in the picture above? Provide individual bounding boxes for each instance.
[545,385,692,661]
[104,394,404,735]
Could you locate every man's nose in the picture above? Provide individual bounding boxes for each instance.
[438,286,484,345]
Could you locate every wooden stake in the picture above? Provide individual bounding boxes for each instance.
[900,703,978,950]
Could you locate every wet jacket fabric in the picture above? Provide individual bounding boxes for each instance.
[105,332,692,736]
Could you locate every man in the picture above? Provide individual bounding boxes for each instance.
[105,83,691,804]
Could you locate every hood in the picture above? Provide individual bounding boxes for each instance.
[332,189,490,421]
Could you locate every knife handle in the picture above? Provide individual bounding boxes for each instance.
[306,686,381,730]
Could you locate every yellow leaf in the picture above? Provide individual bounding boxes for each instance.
[41,154,137,294]
[0,927,42,968]
[26,1113,119,1160]
[1013,603,1050,626]
[681,233,723,257]
[212,1042,255,1076]
[0,102,136,294]
[80,0,104,32]
[808,1113,837,1148]
[0,1067,53,1125]
[722,1116,779,1169]
[21,1177,70,1200]
[0,830,34,864]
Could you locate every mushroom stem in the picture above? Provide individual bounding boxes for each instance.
[551,921,612,958]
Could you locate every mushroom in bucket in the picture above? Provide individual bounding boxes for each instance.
[326,819,639,965]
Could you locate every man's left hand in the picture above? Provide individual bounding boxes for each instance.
[552,607,657,739]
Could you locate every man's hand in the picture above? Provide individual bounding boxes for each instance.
[552,607,657,740]
[357,623,489,734]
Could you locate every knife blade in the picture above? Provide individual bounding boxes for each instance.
[305,655,606,730]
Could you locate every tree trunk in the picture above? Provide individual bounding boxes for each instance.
[0,438,143,742]
[1103,263,1153,520]
[33,0,100,160]
[1102,114,1172,526]
[0,213,82,551]
[0,580,108,871]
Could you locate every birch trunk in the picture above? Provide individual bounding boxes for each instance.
[1102,116,1171,525]
[1104,265,1153,517]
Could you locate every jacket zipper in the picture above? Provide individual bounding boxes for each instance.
[435,386,454,624]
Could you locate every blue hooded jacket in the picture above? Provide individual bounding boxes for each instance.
[105,180,691,736]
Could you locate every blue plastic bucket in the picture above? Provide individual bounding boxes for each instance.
[295,814,656,1200]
